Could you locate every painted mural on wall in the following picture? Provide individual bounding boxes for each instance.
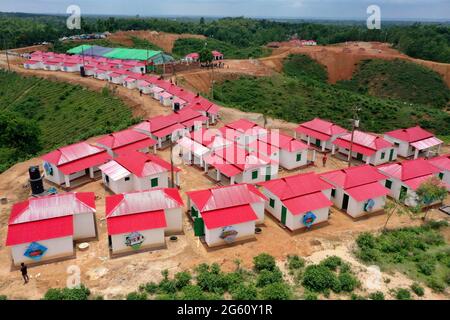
[125,232,145,250]
[364,199,375,212]
[43,162,53,176]
[302,211,317,228]
[220,226,238,243]
[24,242,48,261]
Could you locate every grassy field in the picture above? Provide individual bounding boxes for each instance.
[0,70,137,172]
[172,38,272,60]
[338,59,450,108]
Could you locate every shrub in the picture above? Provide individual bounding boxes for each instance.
[174,271,192,290]
[320,256,343,271]
[426,277,445,293]
[411,283,425,297]
[417,260,435,276]
[260,283,292,300]
[196,264,229,294]
[0,295,7,300]
[303,291,318,300]
[338,273,359,292]
[256,268,283,287]
[140,282,159,294]
[351,293,367,300]
[253,253,276,272]
[43,285,90,300]
[231,284,258,300]
[158,279,177,294]
[180,285,206,300]
[224,272,244,291]
[302,265,340,293]
[396,288,412,300]
[126,291,147,300]
[287,255,305,270]
[368,291,385,300]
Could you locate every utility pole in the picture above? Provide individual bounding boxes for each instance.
[4,39,10,72]
[347,106,361,168]
[170,142,175,188]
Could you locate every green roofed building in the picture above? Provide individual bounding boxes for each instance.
[66,45,174,65]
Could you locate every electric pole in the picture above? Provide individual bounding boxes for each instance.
[170,142,175,188]
[4,39,11,72]
[347,106,361,168]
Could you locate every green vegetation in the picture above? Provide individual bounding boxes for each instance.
[0,295,7,300]
[411,283,425,297]
[213,74,450,136]
[395,288,412,300]
[283,54,328,82]
[368,291,385,300]
[172,38,271,59]
[355,221,449,292]
[43,285,90,300]
[338,59,450,108]
[1,13,449,63]
[0,70,138,173]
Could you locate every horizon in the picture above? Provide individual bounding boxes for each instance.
[1,0,449,21]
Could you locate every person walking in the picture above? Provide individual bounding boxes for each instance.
[322,153,328,167]
[20,263,29,284]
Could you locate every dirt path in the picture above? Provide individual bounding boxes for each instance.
[0,54,449,300]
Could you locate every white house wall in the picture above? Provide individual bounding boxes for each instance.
[285,206,330,231]
[111,228,165,254]
[164,207,183,234]
[347,195,386,218]
[384,135,411,157]
[11,236,74,266]
[73,212,96,240]
[205,220,255,247]
[280,149,308,170]
[250,201,265,224]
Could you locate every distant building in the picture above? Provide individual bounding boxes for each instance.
[295,118,348,152]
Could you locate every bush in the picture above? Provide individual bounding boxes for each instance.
[287,255,305,270]
[396,288,412,300]
[43,285,90,300]
[426,277,445,293]
[256,268,283,287]
[196,264,229,294]
[0,295,7,300]
[174,271,192,290]
[140,282,158,294]
[417,260,435,276]
[302,265,341,293]
[260,283,292,300]
[231,284,258,300]
[158,279,177,294]
[368,291,385,300]
[126,291,147,300]
[253,253,276,272]
[338,273,359,292]
[303,291,318,300]
[224,272,244,291]
[351,293,367,300]
[411,283,425,297]
[180,285,206,300]
[320,256,343,271]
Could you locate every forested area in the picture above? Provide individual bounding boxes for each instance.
[0,13,449,63]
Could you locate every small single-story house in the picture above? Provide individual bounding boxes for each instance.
[321,165,390,218]
[428,154,450,191]
[190,127,233,152]
[84,65,97,76]
[95,129,157,157]
[133,115,187,149]
[212,51,224,61]
[43,60,62,71]
[249,132,314,170]
[5,192,96,266]
[332,130,397,165]
[176,107,209,132]
[123,76,139,90]
[384,126,443,159]
[295,118,348,152]
[122,60,146,74]
[94,67,113,80]
[221,119,267,146]
[138,80,152,94]
[42,142,112,188]
[258,172,333,231]
[160,91,174,107]
[23,59,44,70]
[176,136,211,167]
[109,70,129,84]
[99,150,181,194]
[204,143,278,185]
[185,53,200,62]
[150,86,165,100]
[187,100,220,124]
[61,62,81,72]
[377,158,447,206]
[186,183,267,247]
[106,188,184,255]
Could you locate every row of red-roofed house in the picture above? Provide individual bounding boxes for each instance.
[295,118,444,164]
[23,51,222,125]
[6,153,449,265]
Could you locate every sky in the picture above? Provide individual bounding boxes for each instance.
[0,0,449,20]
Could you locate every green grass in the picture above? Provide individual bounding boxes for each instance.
[172,38,272,60]
[213,75,450,136]
[129,36,164,52]
[283,54,328,82]
[0,70,138,172]
[338,59,450,108]
[355,221,449,292]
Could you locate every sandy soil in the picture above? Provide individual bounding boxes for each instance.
[0,52,449,300]
[108,30,206,53]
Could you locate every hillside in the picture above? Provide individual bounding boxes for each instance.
[172,38,272,59]
[213,75,450,138]
[0,71,137,172]
[283,54,328,82]
[338,59,450,108]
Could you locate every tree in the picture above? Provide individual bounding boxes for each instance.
[260,283,292,300]
[199,48,213,64]
[415,176,448,221]
[382,198,410,231]
[253,253,276,272]
[231,284,258,300]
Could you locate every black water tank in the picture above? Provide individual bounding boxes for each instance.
[80,65,86,77]
[29,166,44,195]
[174,102,180,112]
